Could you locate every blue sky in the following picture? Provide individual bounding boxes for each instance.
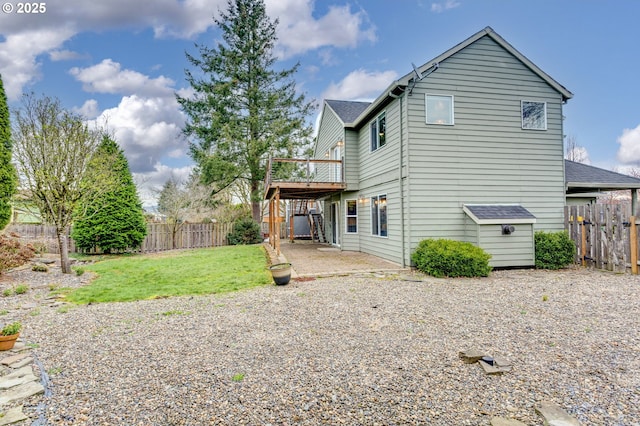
[1,0,639,205]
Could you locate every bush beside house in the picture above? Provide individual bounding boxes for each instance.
[227,218,263,245]
[412,238,492,278]
[534,231,576,269]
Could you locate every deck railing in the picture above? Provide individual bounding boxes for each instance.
[265,157,344,189]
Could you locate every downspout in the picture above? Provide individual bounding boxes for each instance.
[390,89,407,267]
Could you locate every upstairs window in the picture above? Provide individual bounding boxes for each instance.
[370,112,386,151]
[426,94,454,125]
[522,101,547,130]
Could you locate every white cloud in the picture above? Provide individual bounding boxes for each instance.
[135,163,194,208]
[70,59,175,97]
[617,124,640,164]
[74,99,100,119]
[0,28,75,100]
[0,0,218,100]
[91,94,187,174]
[431,0,461,13]
[71,60,187,174]
[49,49,85,61]
[267,0,376,58]
[322,69,398,101]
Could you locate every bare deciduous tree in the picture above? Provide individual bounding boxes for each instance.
[565,135,590,164]
[12,94,102,273]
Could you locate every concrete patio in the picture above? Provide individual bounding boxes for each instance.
[267,240,407,277]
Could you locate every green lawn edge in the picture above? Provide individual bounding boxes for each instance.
[66,245,272,304]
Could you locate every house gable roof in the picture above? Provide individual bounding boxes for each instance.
[565,160,640,191]
[325,99,371,124]
[350,26,573,128]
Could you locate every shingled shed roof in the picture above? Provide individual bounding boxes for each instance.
[565,160,640,191]
[463,204,537,225]
[325,99,371,125]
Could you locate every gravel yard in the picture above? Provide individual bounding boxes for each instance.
[2,266,639,425]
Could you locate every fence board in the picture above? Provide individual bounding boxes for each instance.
[564,204,638,274]
[5,222,235,254]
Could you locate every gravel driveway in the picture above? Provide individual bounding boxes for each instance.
[3,266,639,425]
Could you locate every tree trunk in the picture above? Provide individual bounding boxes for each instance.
[251,180,261,223]
[57,229,71,274]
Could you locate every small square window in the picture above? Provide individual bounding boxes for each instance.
[370,112,386,151]
[426,94,454,125]
[522,101,547,130]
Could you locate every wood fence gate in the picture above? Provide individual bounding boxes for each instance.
[565,205,639,274]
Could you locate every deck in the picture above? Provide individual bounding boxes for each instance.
[264,158,346,200]
[264,157,346,255]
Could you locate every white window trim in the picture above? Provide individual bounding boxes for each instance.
[521,100,547,131]
[345,199,358,234]
[370,194,388,238]
[425,94,454,126]
[370,112,387,152]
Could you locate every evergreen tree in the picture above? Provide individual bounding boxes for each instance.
[71,135,147,253]
[0,75,17,229]
[177,0,314,222]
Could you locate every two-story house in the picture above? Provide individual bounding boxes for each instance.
[266,27,574,268]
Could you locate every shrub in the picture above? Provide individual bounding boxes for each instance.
[534,231,575,269]
[32,263,49,273]
[412,239,492,278]
[227,218,263,245]
[0,234,35,274]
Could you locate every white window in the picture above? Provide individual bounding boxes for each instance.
[521,101,547,130]
[371,194,387,237]
[346,200,357,233]
[426,94,454,125]
[370,112,386,151]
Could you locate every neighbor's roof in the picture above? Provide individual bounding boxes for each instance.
[463,204,537,225]
[565,160,640,191]
[349,26,573,128]
[325,99,371,124]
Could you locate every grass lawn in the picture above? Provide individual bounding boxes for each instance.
[66,245,272,304]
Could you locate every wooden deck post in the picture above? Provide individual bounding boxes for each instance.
[289,201,294,243]
[581,217,587,268]
[269,196,274,248]
[631,216,638,275]
[275,187,281,255]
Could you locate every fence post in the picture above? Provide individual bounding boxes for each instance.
[631,216,638,275]
[581,217,587,268]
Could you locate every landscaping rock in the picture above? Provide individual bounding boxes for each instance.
[0,405,28,425]
[535,401,581,425]
[491,417,528,426]
[0,353,29,367]
[459,349,486,364]
[0,366,36,389]
[0,381,44,405]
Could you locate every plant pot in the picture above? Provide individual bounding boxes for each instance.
[269,263,292,285]
[0,333,19,351]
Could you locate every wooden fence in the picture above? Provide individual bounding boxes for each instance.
[5,222,234,254]
[565,204,639,274]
